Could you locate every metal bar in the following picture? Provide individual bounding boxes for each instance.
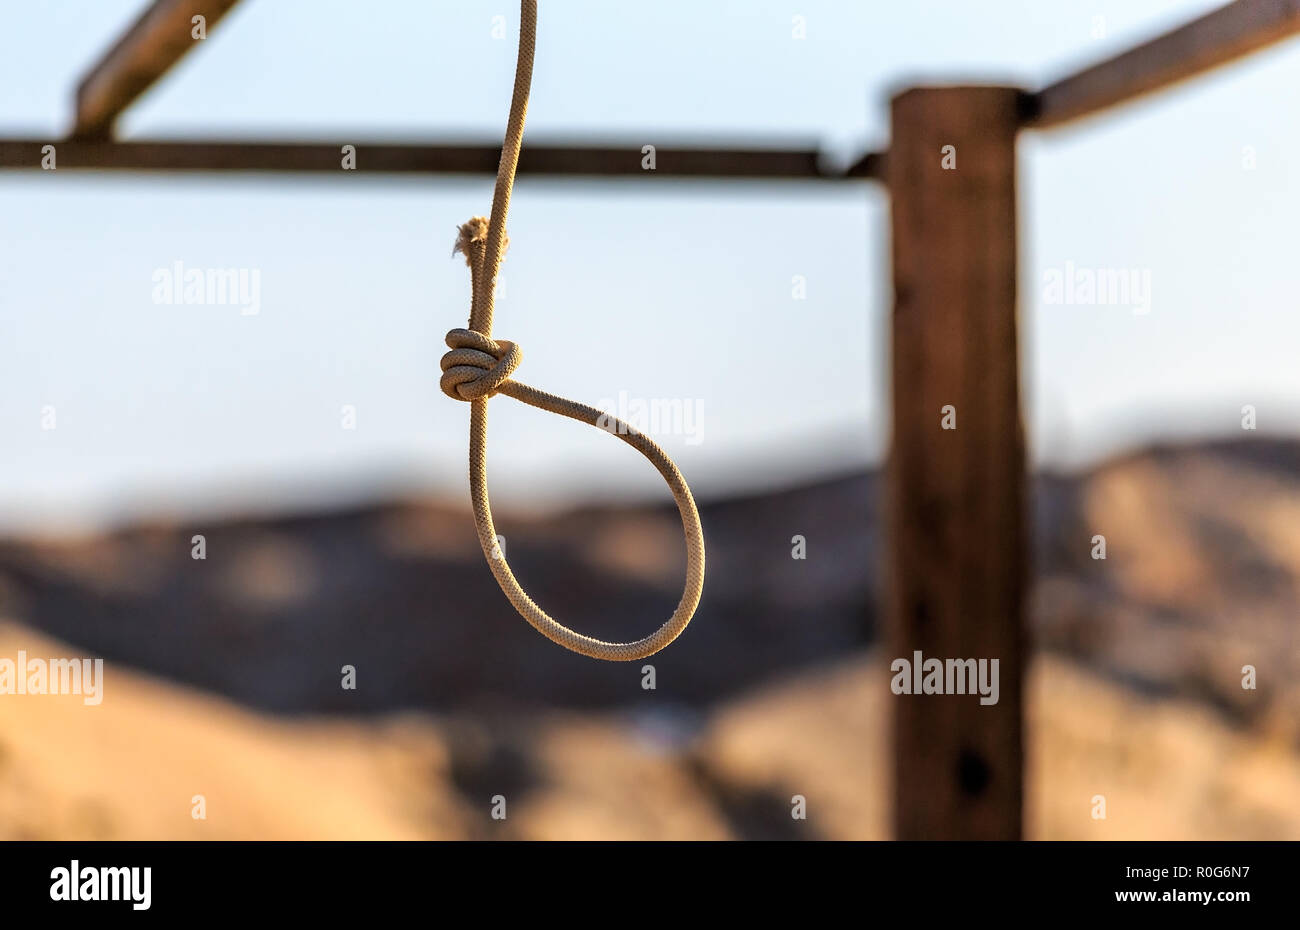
[74,0,244,138]
[1026,0,1300,128]
[0,138,886,181]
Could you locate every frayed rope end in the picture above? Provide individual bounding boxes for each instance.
[452,217,508,267]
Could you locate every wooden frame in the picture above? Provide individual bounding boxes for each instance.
[6,0,1300,840]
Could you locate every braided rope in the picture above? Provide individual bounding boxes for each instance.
[439,0,704,661]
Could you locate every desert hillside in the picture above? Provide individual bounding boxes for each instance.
[1,437,1297,839]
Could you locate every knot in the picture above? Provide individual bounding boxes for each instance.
[440,328,522,401]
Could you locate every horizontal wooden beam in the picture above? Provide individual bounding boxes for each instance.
[0,138,886,181]
[1026,0,1300,128]
[847,150,888,180]
[74,0,244,139]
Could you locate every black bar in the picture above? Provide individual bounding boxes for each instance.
[0,841,1286,916]
[0,138,885,181]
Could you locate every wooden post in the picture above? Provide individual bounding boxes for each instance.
[887,86,1027,840]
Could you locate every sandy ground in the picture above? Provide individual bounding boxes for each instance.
[4,620,1298,840]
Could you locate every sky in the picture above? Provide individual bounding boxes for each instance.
[2,0,1299,534]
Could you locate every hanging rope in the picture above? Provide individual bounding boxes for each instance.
[439,0,704,661]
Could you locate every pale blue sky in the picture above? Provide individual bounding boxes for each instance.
[2,0,1298,533]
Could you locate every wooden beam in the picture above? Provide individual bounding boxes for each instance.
[0,138,884,181]
[847,149,888,180]
[74,0,243,138]
[1027,0,1300,128]
[887,87,1027,840]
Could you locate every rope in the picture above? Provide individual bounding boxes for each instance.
[439,0,705,661]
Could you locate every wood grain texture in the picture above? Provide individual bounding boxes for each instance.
[887,86,1027,840]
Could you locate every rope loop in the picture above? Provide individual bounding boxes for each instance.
[442,0,705,661]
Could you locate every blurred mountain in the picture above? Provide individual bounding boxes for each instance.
[1032,437,1300,740]
[0,472,876,712]
[1,436,1298,839]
